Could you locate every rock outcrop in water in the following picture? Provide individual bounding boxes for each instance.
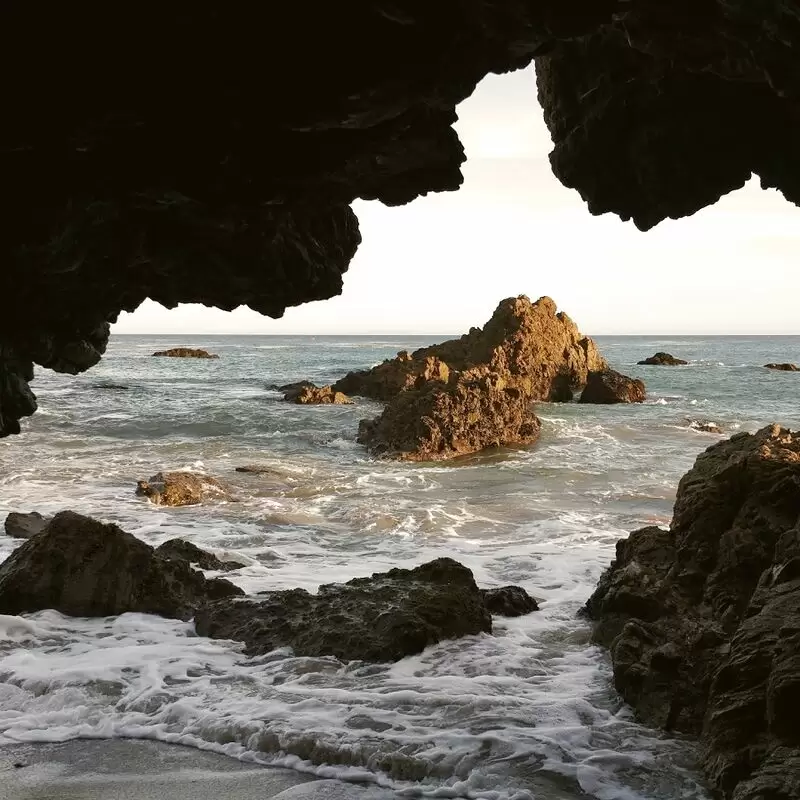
[579,369,646,404]
[155,539,246,572]
[4,512,49,539]
[349,296,616,460]
[585,425,800,800]
[136,471,232,506]
[764,362,799,372]
[283,383,353,405]
[152,348,219,359]
[196,557,538,662]
[637,352,688,366]
[0,511,242,619]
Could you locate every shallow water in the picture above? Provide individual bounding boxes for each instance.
[1,334,799,798]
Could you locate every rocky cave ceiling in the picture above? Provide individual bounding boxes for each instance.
[1,1,799,436]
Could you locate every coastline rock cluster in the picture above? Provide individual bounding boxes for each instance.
[318,296,645,460]
[281,382,353,405]
[152,348,219,359]
[586,425,800,800]
[0,512,538,663]
[637,352,688,366]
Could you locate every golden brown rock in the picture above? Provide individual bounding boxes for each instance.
[288,384,353,405]
[579,369,646,404]
[135,471,232,506]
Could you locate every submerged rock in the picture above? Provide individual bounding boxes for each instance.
[637,352,688,366]
[579,370,646,404]
[764,362,799,371]
[276,380,316,399]
[0,511,242,619]
[155,539,245,572]
[357,370,542,461]
[4,511,49,539]
[688,419,724,434]
[585,425,800,800]
[152,348,219,359]
[287,384,353,405]
[135,471,232,506]
[196,557,538,662]
[481,586,539,616]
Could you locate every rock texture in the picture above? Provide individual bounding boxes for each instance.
[585,425,800,800]
[765,363,799,372]
[637,352,688,366]
[352,296,611,460]
[688,419,724,435]
[196,557,537,662]
[579,369,646,404]
[4,511,49,539]
[155,539,245,572]
[481,586,539,617]
[0,511,242,619]
[135,471,232,506]
[284,383,353,405]
[4,6,798,436]
[152,348,219,359]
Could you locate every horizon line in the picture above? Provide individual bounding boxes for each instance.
[110,331,800,337]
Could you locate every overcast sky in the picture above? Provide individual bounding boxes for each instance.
[114,67,800,336]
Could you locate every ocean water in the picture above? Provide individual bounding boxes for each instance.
[1,334,799,799]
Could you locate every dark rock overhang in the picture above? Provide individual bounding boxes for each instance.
[2,2,798,436]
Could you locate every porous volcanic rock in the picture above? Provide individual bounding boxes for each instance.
[579,369,646,404]
[285,384,353,405]
[764,363,799,371]
[334,353,451,402]
[4,511,49,539]
[0,511,242,619]
[357,369,542,461]
[637,352,688,366]
[481,586,539,617]
[136,471,232,506]
[585,425,800,800]
[3,6,800,437]
[196,557,537,662]
[152,348,219,359]
[155,539,245,572]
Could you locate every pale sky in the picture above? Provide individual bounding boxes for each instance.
[114,67,800,336]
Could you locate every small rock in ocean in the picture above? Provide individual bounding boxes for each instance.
[481,586,539,616]
[579,369,646,404]
[276,380,317,399]
[155,539,246,572]
[764,362,799,371]
[0,511,242,619]
[637,352,688,366]
[4,511,49,539]
[195,557,539,662]
[287,384,353,405]
[688,419,724,434]
[151,348,219,359]
[135,471,232,506]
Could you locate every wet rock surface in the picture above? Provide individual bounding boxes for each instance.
[688,419,724,434]
[155,539,246,572]
[152,348,219,359]
[136,471,232,506]
[0,511,242,619]
[285,383,353,405]
[353,296,606,460]
[4,512,49,540]
[481,586,539,617]
[196,557,537,662]
[765,363,799,371]
[586,425,800,800]
[579,369,646,404]
[637,352,688,366]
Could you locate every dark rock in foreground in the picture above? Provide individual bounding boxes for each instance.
[152,348,219,359]
[156,539,246,572]
[481,586,539,616]
[579,370,646,404]
[637,352,688,366]
[0,511,242,619]
[136,471,232,506]
[586,425,800,800]
[4,511,49,539]
[285,383,353,405]
[357,372,542,461]
[764,362,799,371]
[196,557,538,662]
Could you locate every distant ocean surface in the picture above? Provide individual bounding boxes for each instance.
[2,334,799,799]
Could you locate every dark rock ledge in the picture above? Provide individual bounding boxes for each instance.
[3,4,799,436]
[585,425,800,800]
[0,512,538,663]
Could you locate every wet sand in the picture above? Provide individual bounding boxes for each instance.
[0,739,394,800]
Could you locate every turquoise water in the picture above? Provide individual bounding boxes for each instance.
[1,334,798,799]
